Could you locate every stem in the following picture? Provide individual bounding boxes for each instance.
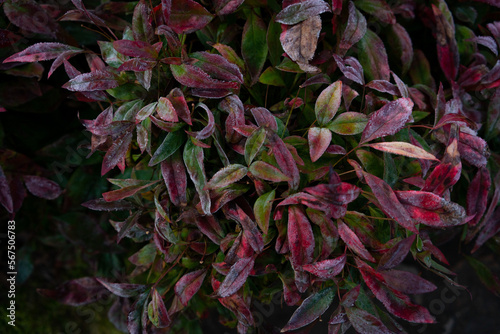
[331,145,359,168]
[282,87,302,137]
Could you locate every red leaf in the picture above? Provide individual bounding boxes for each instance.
[190,51,243,84]
[422,137,461,195]
[23,175,62,200]
[363,172,417,233]
[101,131,132,176]
[185,103,215,140]
[168,0,214,34]
[346,307,393,334]
[302,254,346,279]
[267,130,300,190]
[250,107,278,132]
[220,95,245,144]
[339,2,367,54]
[432,4,459,82]
[4,43,83,63]
[338,220,375,262]
[113,40,158,60]
[174,269,207,306]
[217,256,255,298]
[227,204,265,253]
[280,275,302,306]
[249,161,291,183]
[288,206,315,289]
[357,259,434,323]
[396,190,466,227]
[167,88,192,125]
[467,167,491,226]
[63,70,121,92]
[195,214,224,245]
[148,288,171,328]
[308,127,332,162]
[360,97,414,144]
[378,235,416,270]
[276,0,331,25]
[379,270,437,294]
[170,62,239,90]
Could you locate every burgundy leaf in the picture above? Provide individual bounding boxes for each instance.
[458,131,489,168]
[148,288,171,328]
[333,55,364,85]
[214,0,245,15]
[267,130,300,190]
[360,98,414,144]
[389,23,413,74]
[190,51,243,84]
[300,73,331,88]
[174,269,207,306]
[185,103,215,140]
[63,70,121,92]
[113,40,158,60]
[432,4,459,82]
[379,270,437,294]
[338,2,367,54]
[249,161,291,183]
[103,180,158,202]
[0,29,21,48]
[4,43,83,63]
[170,62,239,90]
[212,278,255,327]
[302,254,346,279]
[101,131,132,176]
[338,220,375,262]
[220,95,245,144]
[471,36,498,56]
[280,275,301,306]
[363,172,417,233]
[195,214,224,245]
[4,1,58,37]
[467,167,491,226]
[357,259,434,323]
[366,80,399,96]
[96,279,146,298]
[396,190,466,227]
[167,88,192,125]
[288,206,315,285]
[217,256,255,297]
[229,204,265,254]
[38,277,106,306]
[275,0,331,25]
[250,107,278,132]
[345,307,393,334]
[82,198,134,211]
[326,145,347,155]
[341,285,360,307]
[308,127,332,162]
[473,206,500,252]
[132,0,153,42]
[378,235,416,271]
[168,0,214,34]
[23,175,62,200]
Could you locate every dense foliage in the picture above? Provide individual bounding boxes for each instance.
[1,0,500,333]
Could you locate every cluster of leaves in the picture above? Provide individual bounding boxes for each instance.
[2,0,500,333]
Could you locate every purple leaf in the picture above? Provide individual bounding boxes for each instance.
[266,130,300,190]
[366,80,399,96]
[190,51,244,84]
[339,2,367,54]
[250,107,278,132]
[4,1,58,37]
[214,0,245,15]
[174,269,207,306]
[195,214,225,245]
[360,97,414,144]
[466,167,491,226]
[185,103,215,140]
[82,198,134,211]
[170,62,239,90]
[101,131,132,175]
[168,0,214,34]
[302,254,346,279]
[96,279,146,298]
[333,55,364,85]
[132,0,153,42]
[432,4,459,82]
[288,206,315,286]
[276,0,331,25]
[23,175,62,200]
[63,70,121,92]
[217,256,256,298]
[378,235,416,271]
[379,270,437,294]
[167,88,192,125]
[345,307,393,334]
[3,43,83,63]
[113,40,158,60]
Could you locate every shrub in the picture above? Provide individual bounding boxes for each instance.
[2,0,500,333]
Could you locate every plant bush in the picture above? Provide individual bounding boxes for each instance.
[2,0,500,333]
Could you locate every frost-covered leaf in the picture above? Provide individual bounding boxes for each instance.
[174,269,207,306]
[276,0,331,25]
[367,142,437,161]
[308,127,332,162]
[206,164,248,189]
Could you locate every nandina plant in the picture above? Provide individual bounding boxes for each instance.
[2,0,500,333]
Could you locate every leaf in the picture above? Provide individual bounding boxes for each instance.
[251,107,278,132]
[103,180,158,202]
[288,206,315,273]
[432,3,459,82]
[395,190,466,227]
[249,161,291,182]
[170,63,239,90]
[327,112,368,135]
[355,0,395,24]
[308,127,332,162]
[217,256,255,298]
[23,175,62,200]
[280,15,322,73]
[338,220,375,262]
[113,40,158,60]
[63,70,121,92]
[132,0,153,42]
[183,139,210,215]
[242,12,268,85]
[148,288,170,328]
[345,307,393,334]
[244,127,266,165]
[97,279,146,298]
[195,214,225,244]
[135,103,157,123]
[366,80,399,96]
[190,51,244,84]
[358,29,390,81]
[363,172,417,233]
[4,1,58,37]
[302,254,346,279]
[388,23,414,74]
[82,198,134,211]
[366,142,437,161]
[232,204,265,253]
[315,81,342,126]
[149,130,185,166]
[378,235,416,271]
[338,2,367,54]
[333,55,364,85]
[206,164,248,190]
[174,269,207,306]
[259,66,286,86]
[254,190,275,235]
[185,103,215,140]
[282,287,335,332]
[156,97,178,123]
[466,256,500,296]
[467,167,491,226]
[168,0,214,34]
[167,88,192,125]
[4,43,83,63]
[0,166,13,213]
[118,211,142,243]
[356,259,434,323]
[421,138,461,195]
[379,270,437,294]
[214,0,245,15]
[211,43,245,71]
[275,0,331,25]
[360,98,414,144]
[267,130,300,190]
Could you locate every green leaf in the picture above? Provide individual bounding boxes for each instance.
[282,287,335,332]
[206,164,248,190]
[259,67,285,86]
[183,139,211,215]
[242,12,268,85]
[253,190,275,234]
[315,80,342,126]
[245,127,266,165]
[249,161,291,182]
[466,256,500,296]
[358,29,390,81]
[267,16,284,67]
[356,149,384,178]
[327,112,368,135]
[149,130,186,166]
